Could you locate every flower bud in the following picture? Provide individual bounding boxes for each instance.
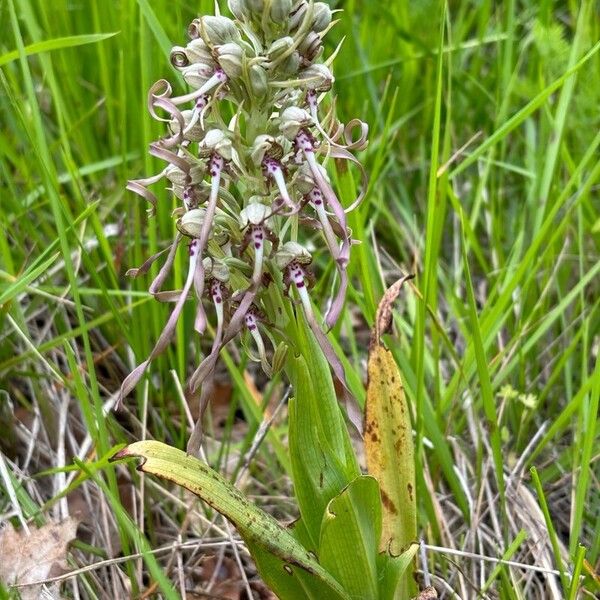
[177,208,207,238]
[249,65,268,96]
[165,161,206,187]
[298,63,333,91]
[182,63,215,89]
[203,257,230,283]
[215,42,244,79]
[165,164,188,188]
[201,16,240,45]
[281,106,311,123]
[293,162,317,194]
[289,1,308,31]
[227,0,246,20]
[177,207,230,239]
[279,106,312,140]
[267,36,294,61]
[250,135,282,166]
[239,202,271,227]
[270,0,292,24]
[171,182,211,206]
[186,39,214,65]
[274,241,312,270]
[298,31,323,63]
[279,51,301,76]
[313,2,333,32]
[203,129,233,161]
[168,110,205,142]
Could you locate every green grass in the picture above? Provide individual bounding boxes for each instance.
[1,0,599,598]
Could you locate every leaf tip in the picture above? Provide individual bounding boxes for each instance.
[371,274,415,347]
[110,445,146,470]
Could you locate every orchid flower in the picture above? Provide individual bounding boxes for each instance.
[245,307,273,377]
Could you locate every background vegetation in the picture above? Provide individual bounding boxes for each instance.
[1,0,599,598]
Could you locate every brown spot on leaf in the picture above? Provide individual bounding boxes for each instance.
[380,489,398,515]
[395,437,403,453]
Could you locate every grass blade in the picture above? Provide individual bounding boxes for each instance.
[0,32,118,67]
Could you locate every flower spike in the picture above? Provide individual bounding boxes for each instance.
[119,0,369,434]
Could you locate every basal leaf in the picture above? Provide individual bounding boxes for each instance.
[377,544,420,600]
[366,277,418,598]
[319,476,382,599]
[365,344,417,554]
[115,441,349,600]
[288,351,359,550]
[293,313,359,472]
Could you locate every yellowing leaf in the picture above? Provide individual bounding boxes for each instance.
[365,275,417,599]
[365,344,416,554]
[115,441,350,600]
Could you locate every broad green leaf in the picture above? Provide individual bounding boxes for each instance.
[365,343,417,555]
[288,352,359,551]
[251,545,348,600]
[293,313,359,471]
[377,544,420,600]
[0,33,118,67]
[115,441,350,600]
[289,517,314,550]
[319,476,381,599]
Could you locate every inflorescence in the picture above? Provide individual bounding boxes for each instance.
[118,0,368,422]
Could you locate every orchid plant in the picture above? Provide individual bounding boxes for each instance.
[117,0,368,441]
[115,2,423,599]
